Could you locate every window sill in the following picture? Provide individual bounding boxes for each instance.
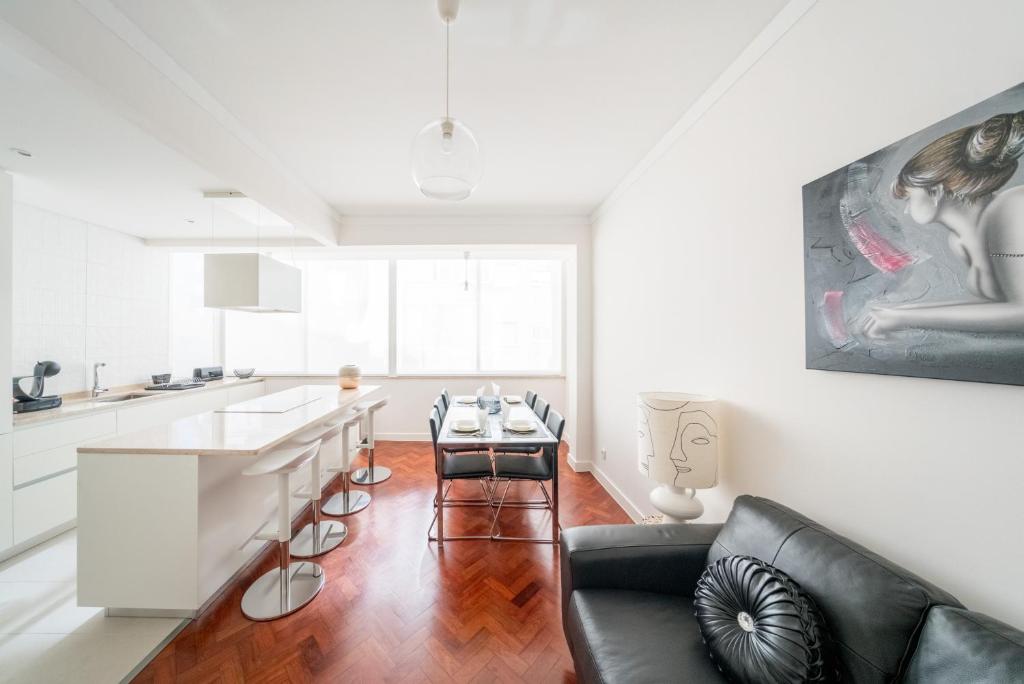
[253,371,567,380]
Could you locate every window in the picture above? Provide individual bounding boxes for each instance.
[170,250,564,376]
[304,260,388,373]
[221,257,388,374]
[396,258,562,374]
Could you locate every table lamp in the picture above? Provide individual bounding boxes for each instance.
[637,392,719,523]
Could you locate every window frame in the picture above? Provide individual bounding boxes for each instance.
[201,246,569,379]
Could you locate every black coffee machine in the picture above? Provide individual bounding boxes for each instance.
[13,360,63,413]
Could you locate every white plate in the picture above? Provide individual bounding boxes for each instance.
[503,395,523,404]
[454,396,477,405]
[451,419,481,433]
[507,420,535,433]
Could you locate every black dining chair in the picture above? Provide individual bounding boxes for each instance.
[427,408,497,542]
[524,390,537,409]
[490,409,564,543]
[440,388,451,410]
[434,396,447,424]
[532,396,550,423]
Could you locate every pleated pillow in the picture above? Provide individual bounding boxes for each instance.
[694,555,836,683]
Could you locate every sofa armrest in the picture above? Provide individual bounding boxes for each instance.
[559,523,722,637]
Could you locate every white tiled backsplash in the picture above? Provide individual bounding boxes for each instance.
[13,203,170,395]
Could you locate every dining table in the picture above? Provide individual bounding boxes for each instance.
[435,398,560,546]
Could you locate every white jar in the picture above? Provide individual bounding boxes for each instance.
[338,364,361,389]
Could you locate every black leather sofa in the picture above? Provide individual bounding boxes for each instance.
[560,495,1024,683]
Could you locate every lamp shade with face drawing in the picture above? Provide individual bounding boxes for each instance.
[638,392,719,523]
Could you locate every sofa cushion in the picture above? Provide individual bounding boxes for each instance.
[694,555,835,682]
[903,605,1024,683]
[707,496,962,682]
[567,589,725,684]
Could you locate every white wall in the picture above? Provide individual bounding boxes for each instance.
[590,0,1024,625]
[336,215,593,469]
[261,375,566,442]
[0,174,12,433]
[12,204,169,394]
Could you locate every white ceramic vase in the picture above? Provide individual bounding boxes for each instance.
[338,364,361,389]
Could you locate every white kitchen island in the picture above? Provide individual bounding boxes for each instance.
[76,384,379,618]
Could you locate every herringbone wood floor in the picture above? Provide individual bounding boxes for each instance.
[133,441,630,683]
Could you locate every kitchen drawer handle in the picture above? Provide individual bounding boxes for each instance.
[14,466,77,491]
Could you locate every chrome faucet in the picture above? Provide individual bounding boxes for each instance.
[92,362,108,398]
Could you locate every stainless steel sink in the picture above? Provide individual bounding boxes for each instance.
[95,393,151,403]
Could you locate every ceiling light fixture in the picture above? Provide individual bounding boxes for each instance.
[201,191,301,313]
[411,0,482,201]
[9,148,32,158]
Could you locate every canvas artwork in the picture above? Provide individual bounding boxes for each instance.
[803,81,1024,385]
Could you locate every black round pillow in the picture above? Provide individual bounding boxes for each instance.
[693,555,835,683]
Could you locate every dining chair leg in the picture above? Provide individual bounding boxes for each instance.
[488,479,513,538]
[428,478,500,542]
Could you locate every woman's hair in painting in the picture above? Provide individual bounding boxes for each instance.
[893,110,1024,202]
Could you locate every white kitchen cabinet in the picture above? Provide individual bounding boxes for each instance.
[0,434,12,553]
[8,412,115,552]
[0,173,12,435]
[13,469,75,545]
[14,411,117,460]
[2,381,264,558]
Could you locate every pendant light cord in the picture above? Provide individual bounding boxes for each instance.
[256,205,262,255]
[444,20,450,121]
[209,201,217,365]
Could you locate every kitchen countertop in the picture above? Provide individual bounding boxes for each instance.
[12,377,265,429]
[78,384,379,456]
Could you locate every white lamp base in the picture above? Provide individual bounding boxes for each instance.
[649,485,704,523]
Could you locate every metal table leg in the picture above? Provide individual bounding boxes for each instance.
[435,444,444,547]
[552,445,560,544]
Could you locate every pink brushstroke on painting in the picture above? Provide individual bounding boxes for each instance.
[847,217,914,272]
[823,290,852,347]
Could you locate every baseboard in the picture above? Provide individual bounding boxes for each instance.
[567,452,591,472]
[377,432,429,441]
[589,464,644,523]
[0,519,77,564]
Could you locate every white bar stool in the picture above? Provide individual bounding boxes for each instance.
[288,420,348,558]
[351,397,391,485]
[321,412,371,516]
[240,440,326,621]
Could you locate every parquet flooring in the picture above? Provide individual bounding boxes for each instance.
[133,441,631,683]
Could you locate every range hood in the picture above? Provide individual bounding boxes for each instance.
[204,253,301,313]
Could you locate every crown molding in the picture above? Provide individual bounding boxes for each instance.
[589,0,818,223]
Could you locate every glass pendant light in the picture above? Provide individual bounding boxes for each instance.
[412,0,482,201]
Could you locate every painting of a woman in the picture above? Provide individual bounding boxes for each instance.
[803,81,1024,386]
[865,111,1024,337]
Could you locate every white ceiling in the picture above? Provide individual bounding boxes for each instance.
[0,44,277,240]
[0,0,789,239]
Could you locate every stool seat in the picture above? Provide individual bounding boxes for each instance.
[243,442,320,477]
[240,439,325,621]
[289,412,353,447]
